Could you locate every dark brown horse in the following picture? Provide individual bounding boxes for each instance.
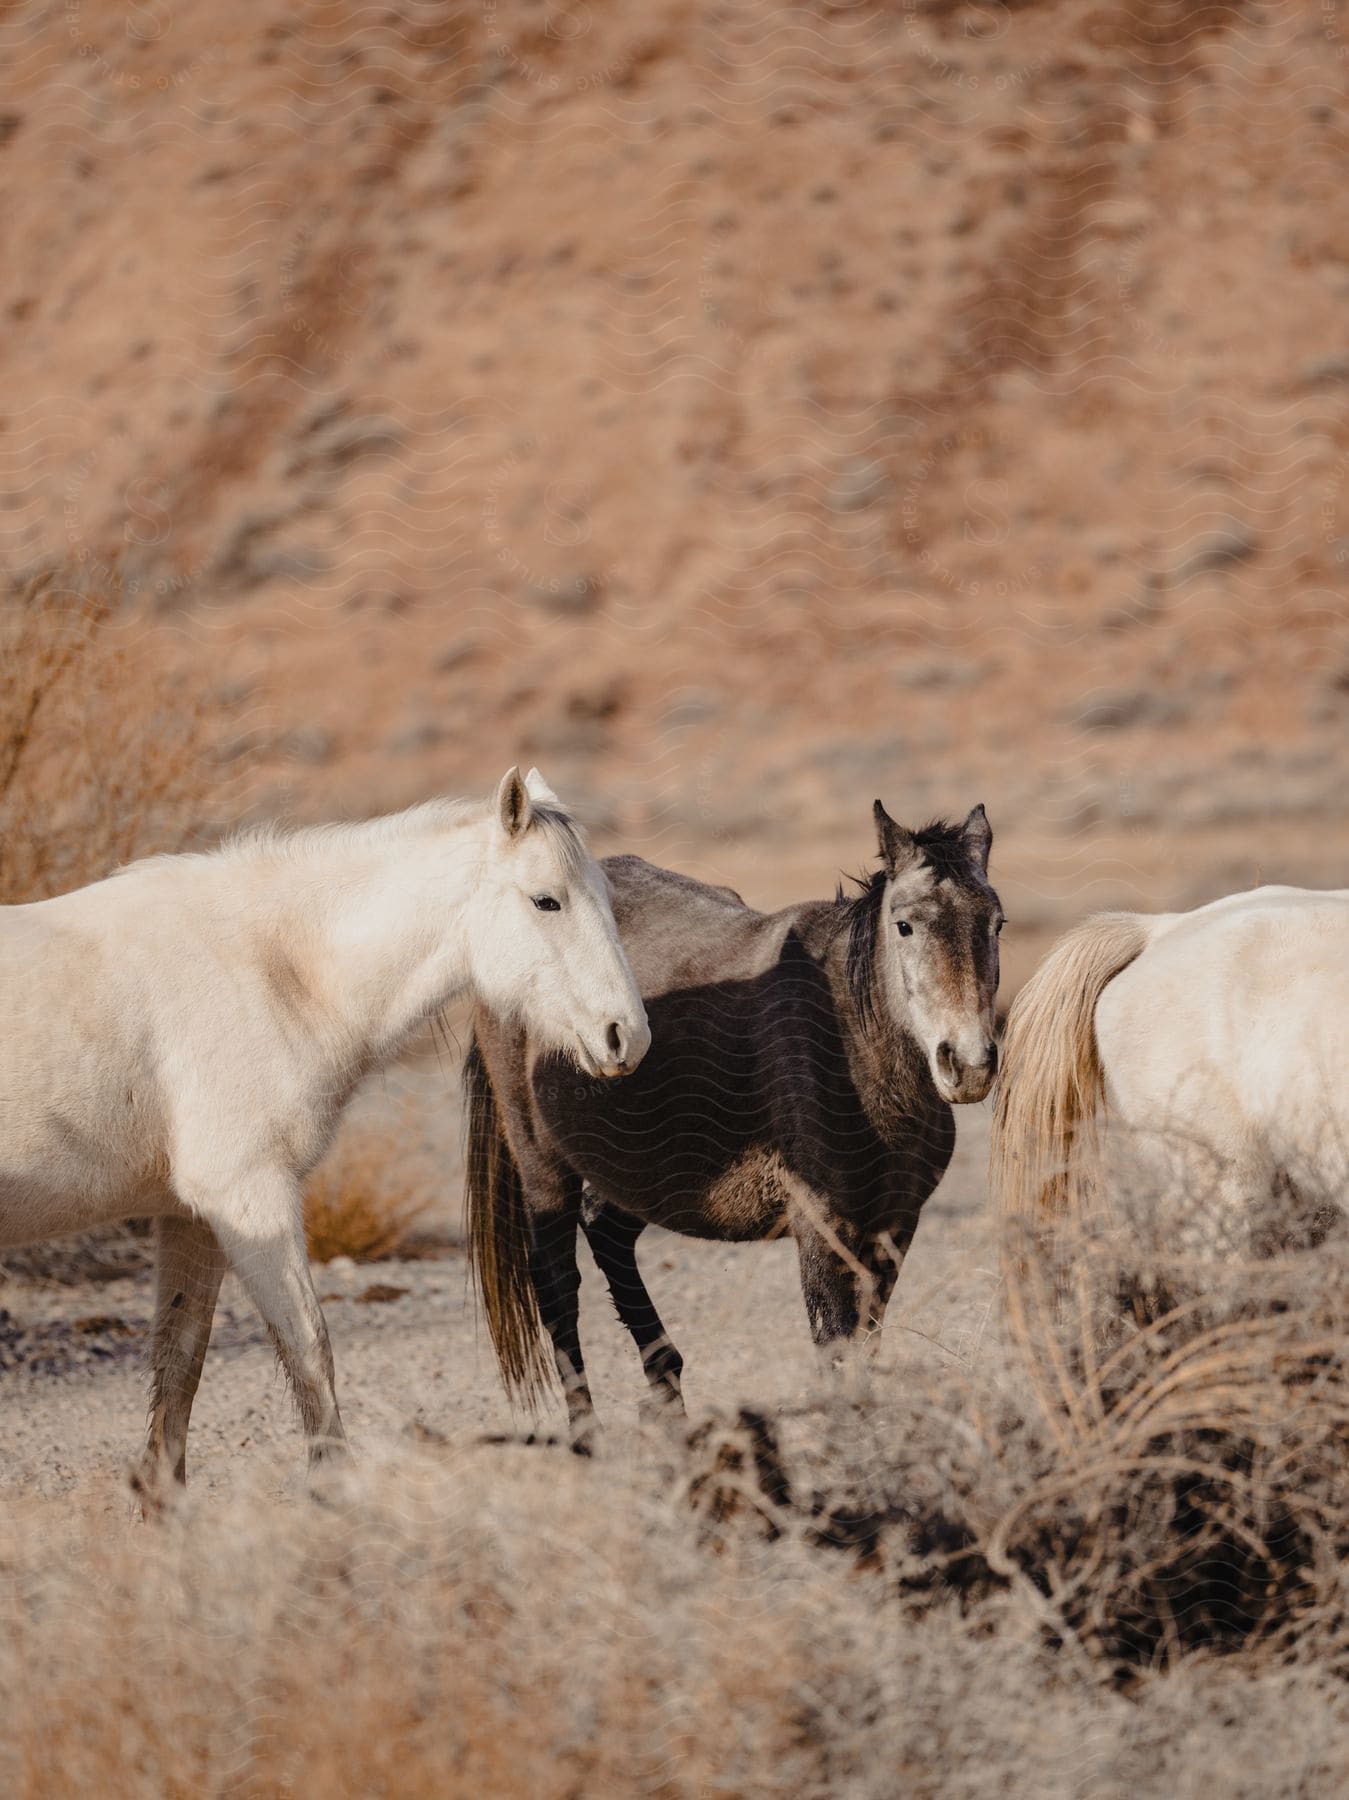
[464,801,1003,1436]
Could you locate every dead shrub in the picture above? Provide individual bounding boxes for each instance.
[986,1193,1349,1678]
[676,1170,1349,1685]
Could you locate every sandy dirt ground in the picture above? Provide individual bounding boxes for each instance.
[0,1103,996,1505]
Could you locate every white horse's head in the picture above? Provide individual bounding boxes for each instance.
[467,767,650,1079]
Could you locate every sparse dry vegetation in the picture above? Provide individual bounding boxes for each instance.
[4,1167,1349,1797]
[0,567,232,906]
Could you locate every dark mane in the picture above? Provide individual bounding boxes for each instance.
[911,818,982,886]
[840,868,887,1031]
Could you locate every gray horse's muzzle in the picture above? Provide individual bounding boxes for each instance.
[934,1037,998,1103]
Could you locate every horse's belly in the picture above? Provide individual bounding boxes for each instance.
[0,1087,168,1249]
[696,1148,791,1240]
[588,1145,788,1242]
[0,1166,177,1250]
[535,1036,781,1238]
[569,1135,783,1240]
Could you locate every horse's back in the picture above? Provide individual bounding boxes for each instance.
[601,855,785,999]
[1099,886,1349,1055]
[1096,886,1349,1184]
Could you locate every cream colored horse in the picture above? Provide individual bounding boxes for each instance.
[0,767,649,1494]
[992,886,1349,1253]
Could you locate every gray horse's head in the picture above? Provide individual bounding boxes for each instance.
[850,802,1003,1104]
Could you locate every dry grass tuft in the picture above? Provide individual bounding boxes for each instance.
[984,1185,1349,1678]
[302,1100,439,1262]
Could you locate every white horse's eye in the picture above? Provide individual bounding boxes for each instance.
[896,920,913,938]
[533,895,562,913]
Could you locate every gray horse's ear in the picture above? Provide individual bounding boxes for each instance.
[495,766,533,839]
[962,803,992,873]
[873,799,917,873]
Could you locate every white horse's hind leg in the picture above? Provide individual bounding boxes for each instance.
[205,1178,349,1470]
[132,1214,226,1504]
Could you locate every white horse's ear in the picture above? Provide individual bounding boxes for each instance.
[495,766,533,839]
[873,799,917,873]
[962,803,992,873]
[524,766,561,808]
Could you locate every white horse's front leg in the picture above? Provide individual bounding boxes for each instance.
[204,1174,350,1471]
[132,1213,226,1507]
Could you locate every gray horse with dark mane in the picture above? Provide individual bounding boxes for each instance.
[464,800,1003,1437]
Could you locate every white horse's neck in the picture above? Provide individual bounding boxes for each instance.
[246,809,490,1068]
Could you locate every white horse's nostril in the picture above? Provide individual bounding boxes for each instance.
[606,1021,624,1061]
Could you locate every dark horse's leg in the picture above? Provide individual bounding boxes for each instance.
[525,1171,596,1446]
[858,1231,905,1340]
[792,1204,912,1364]
[581,1205,686,1416]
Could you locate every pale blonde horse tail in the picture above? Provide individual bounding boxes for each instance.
[463,1036,554,1405]
[991,912,1153,1225]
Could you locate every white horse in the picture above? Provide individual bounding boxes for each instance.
[0,767,649,1494]
[992,885,1349,1253]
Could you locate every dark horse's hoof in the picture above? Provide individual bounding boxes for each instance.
[638,1391,688,1433]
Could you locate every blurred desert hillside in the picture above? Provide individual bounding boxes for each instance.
[1,0,1347,999]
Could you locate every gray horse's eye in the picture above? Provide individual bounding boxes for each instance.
[896,920,913,938]
[994,917,1005,935]
[533,895,562,913]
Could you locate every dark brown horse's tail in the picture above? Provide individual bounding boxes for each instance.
[463,1037,554,1404]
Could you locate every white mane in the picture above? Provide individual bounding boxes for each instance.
[217,796,483,866]
[107,795,486,880]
